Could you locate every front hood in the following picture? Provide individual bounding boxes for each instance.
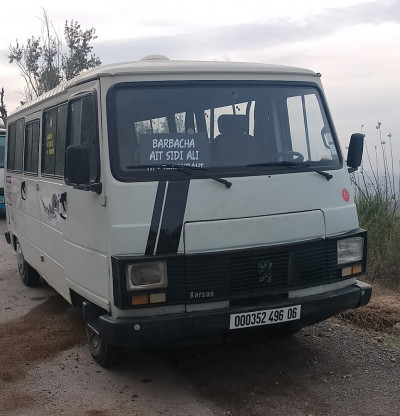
[181,170,358,254]
[184,210,325,254]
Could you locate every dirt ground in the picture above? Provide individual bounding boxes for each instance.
[1,214,399,416]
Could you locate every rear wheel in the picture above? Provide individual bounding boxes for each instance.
[16,241,40,287]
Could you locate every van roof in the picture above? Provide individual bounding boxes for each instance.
[10,59,318,115]
[68,58,316,87]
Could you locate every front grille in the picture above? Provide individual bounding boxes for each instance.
[113,239,341,309]
[185,239,338,302]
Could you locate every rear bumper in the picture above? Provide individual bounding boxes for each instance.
[88,280,371,347]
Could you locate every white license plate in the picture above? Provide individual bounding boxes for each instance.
[229,305,301,329]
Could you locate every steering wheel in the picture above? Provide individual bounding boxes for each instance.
[271,151,304,163]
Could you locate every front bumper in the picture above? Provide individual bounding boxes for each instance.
[87,280,371,347]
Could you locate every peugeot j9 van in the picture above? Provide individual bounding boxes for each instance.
[4,57,371,366]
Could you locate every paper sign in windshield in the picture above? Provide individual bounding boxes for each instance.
[139,133,209,168]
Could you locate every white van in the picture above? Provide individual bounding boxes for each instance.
[4,57,371,366]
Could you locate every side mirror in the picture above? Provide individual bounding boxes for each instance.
[65,145,90,185]
[347,133,364,173]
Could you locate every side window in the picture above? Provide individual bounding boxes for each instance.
[42,108,57,174]
[25,120,40,174]
[68,94,99,182]
[7,119,24,172]
[287,94,336,162]
[42,104,67,176]
[7,123,16,170]
[55,105,67,176]
[0,135,4,169]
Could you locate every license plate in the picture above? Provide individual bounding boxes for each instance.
[229,305,301,329]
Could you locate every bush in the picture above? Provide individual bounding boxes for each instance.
[352,122,400,289]
[356,192,400,288]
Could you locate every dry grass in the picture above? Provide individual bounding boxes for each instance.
[340,287,400,333]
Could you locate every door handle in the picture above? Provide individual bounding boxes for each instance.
[60,192,67,219]
[21,181,27,200]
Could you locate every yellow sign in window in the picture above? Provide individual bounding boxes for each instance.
[46,133,55,155]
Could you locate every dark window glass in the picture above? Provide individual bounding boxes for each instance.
[7,120,24,172]
[7,124,16,170]
[14,120,24,172]
[42,108,57,174]
[55,105,67,176]
[0,134,4,169]
[25,120,40,174]
[32,121,40,173]
[68,94,99,182]
[25,124,33,172]
[42,103,67,176]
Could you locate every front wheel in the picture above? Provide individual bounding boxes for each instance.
[16,241,40,287]
[85,319,124,367]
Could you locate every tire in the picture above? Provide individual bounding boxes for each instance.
[16,241,40,287]
[85,321,123,367]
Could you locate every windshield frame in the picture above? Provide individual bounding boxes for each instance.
[106,80,343,183]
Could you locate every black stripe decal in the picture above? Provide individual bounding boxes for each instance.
[145,181,167,255]
[156,180,190,255]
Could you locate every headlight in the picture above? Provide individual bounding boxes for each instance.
[337,237,363,265]
[126,261,168,291]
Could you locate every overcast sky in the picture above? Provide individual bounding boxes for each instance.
[1,0,399,165]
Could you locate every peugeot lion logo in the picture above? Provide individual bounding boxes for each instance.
[258,260,273,283]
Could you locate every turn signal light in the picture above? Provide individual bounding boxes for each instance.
[131,294,149,305]
[131,293,167,305]
[341,264,363,277]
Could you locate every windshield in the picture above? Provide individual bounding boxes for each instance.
[0,133,5,169]
[107,82,340,181]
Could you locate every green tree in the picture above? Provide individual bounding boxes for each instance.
[8,9,101,101]
[63,20,101,80]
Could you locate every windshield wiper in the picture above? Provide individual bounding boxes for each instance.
[126,164,232,188]
[247,161,333,181]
